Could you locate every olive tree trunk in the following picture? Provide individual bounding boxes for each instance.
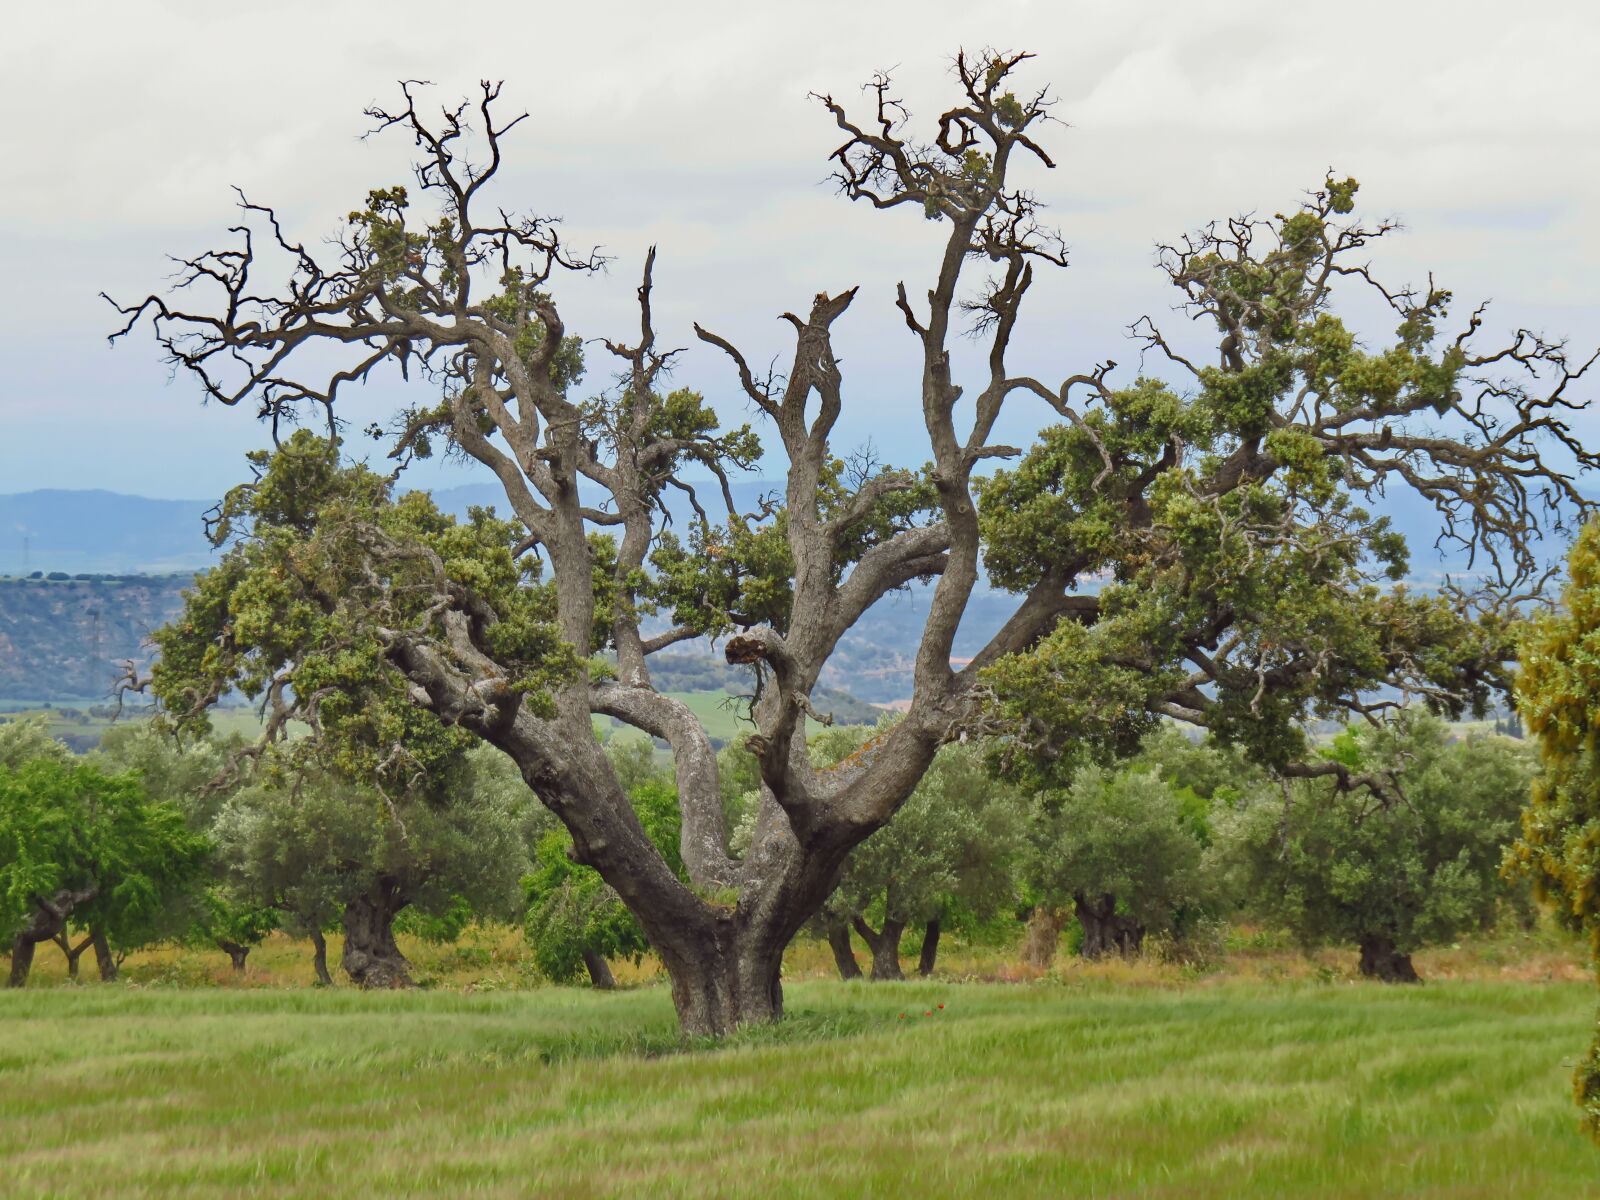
[851,916,906,981]
[91,928,118,981]
[340,883,413,988]
[1022,907,1068,970]
[1073,893,1144,960]
[7,888,96,988]
[53,931,92,981]
[917,919,941,977]
[582,949,616,990]
[309,929,333,987]
[218,940,251,973]
[825,921,862,980]
[1358,935,1420,983]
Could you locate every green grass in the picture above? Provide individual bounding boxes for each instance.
[1,979,1594,1198]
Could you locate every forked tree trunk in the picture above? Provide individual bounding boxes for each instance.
[91,928,118,982]
[309,929,333,986]
[1074,893,1144,960]
[917,919,941,977]
[657,930,787,1036]
[218,940,251,973]
[851,916,906,981]
[1358,935,1420,983]
[825,921,862,980]
[7,888,96,988]
[53,932,92,981]
[582,948,616,990]
[1022,907,1068,970]
[341,884,413,988]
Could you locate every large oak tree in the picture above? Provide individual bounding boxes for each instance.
[110,51,1595,1034]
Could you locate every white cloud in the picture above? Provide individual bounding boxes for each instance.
[1,0,1597,495]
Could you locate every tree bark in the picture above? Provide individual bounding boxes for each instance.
[852,916,906,981]
[218,940,250,973]
[7,888,95,988]
[309,929,333,986]
[1022,907,1068,970]
[582,948,617,990]
[825,921,862,980]
[917,918,941,977]
[53,931,91,981]
[657,928,786,1036]
[1073,893,1144,960]
[91,928,118,982]
[1358,935,1420,983]
[340,883,413,989]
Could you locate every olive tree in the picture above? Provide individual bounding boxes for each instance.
[1218,714,1532,981]
[809,731,1025,980]
[1026,762,1214,964]
[110,51,1595,1034]
[210,745,536,987]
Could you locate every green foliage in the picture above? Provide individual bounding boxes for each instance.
[151,430,576,786]
[0,757,207,950]
[976,179,1511,787]
[1508,518,1600,1135]
[817,731,1027,933]
[0,716,72,770]
[1217,714,1532,963]
[522,741,683,982]
[1026,747,1219,946]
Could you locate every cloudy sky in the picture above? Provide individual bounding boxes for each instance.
[3,0,1598,500]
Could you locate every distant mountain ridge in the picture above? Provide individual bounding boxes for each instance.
[0,484,1534,704]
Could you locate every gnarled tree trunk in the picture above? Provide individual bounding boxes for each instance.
[218,940,251,973]
[309,929,333,986]
[1358,935,1420,983]
[8,888,96,988]
[1022,907,1068,970]
[341,882,413,988]
[851,916,906,981]
[917,918,941,977]
[91,928,118,981]
[582,948,616,990]
[825,920,862,980]
[53,931,92,981]
[1074,893,1144,960]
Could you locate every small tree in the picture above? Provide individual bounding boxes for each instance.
[92,723,278,974]
[211,747,535,988]
[811,732,1025,980]
[1026,762,1214,964]
[1,758,207,986]
[1508,518,1600,1135]
[1219,714,1532,981]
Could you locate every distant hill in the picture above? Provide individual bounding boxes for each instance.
[0,573,190,701]
[0,491,218,575]
[0,482,1530,705]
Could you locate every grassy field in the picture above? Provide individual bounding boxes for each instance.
[2,931,1597,1198]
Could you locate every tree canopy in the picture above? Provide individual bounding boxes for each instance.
[109,50,1596,1034]
[0,755,207,986]
[1217,714,1532,981]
